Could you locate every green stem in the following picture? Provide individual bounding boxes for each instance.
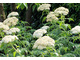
[10,43,22,56]
[61,14,65,23]
[18,39,26,48]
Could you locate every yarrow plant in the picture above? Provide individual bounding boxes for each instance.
[0,12,21,56]
[0,12,20,37]
[40,26,49,30]
[40,6,69,22]
[33,29,47,38]
[46,11,59,22]
[54,7,69,16]
[37,4,51,11]
[1,4,80,57]
[1,35,18,43]
[0,22,9,30]
[3,27,20,34]
[71,26,80,34]
[33,36,55,50]
[7,12,19,18]
[3,17,18,26]
[33,26,49,38]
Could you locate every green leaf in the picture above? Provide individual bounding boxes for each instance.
[68,18,74,22]
[16,3,21,9]
[32,5,36,12]
[42,16,46,23]
[16,3,28,10]
[23,3,28,9]
[13,51,16,57]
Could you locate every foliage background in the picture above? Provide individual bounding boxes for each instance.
[0,3,80,57]
[3,3,80,28]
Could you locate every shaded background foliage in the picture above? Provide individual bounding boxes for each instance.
[3,3,80,28]
[31,3,80,28]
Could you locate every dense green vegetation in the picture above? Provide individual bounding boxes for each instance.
[0,3,80,57]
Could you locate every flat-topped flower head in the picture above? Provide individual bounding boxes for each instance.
[33,36,55,50]
[33,29,47,38]
[54,7,69,16]
[0,25,9,30]
[2,35,19,43]
[9,27,20,33]
[37,4,51,11]
[7,12,19,18]
[0,22,9,30]
[40,26,49,30]
[71,26,80,34]
[47,11,59,17]
[0,22,4,26]
[3,27,20,34]
[46,12,58,22]
[33,33,43,38]
[3,17,18,26]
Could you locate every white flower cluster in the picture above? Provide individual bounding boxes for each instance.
[40,26,49,30]
[3,17,18,26]
[33,36,55,50]
[0,22,9,30]
[54,7,69,16]
[37,4,51,11]
[33,29,47,38]
[1,35,18,43]
[33,26,49,38]
[3,27,20,34]
[0,12,20,45]
[0,22,4,25]
[7,12,19,18]
[48,11,59,16]
[46,7,69,22]
[71,26,80,34]
[46,11,59,22]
